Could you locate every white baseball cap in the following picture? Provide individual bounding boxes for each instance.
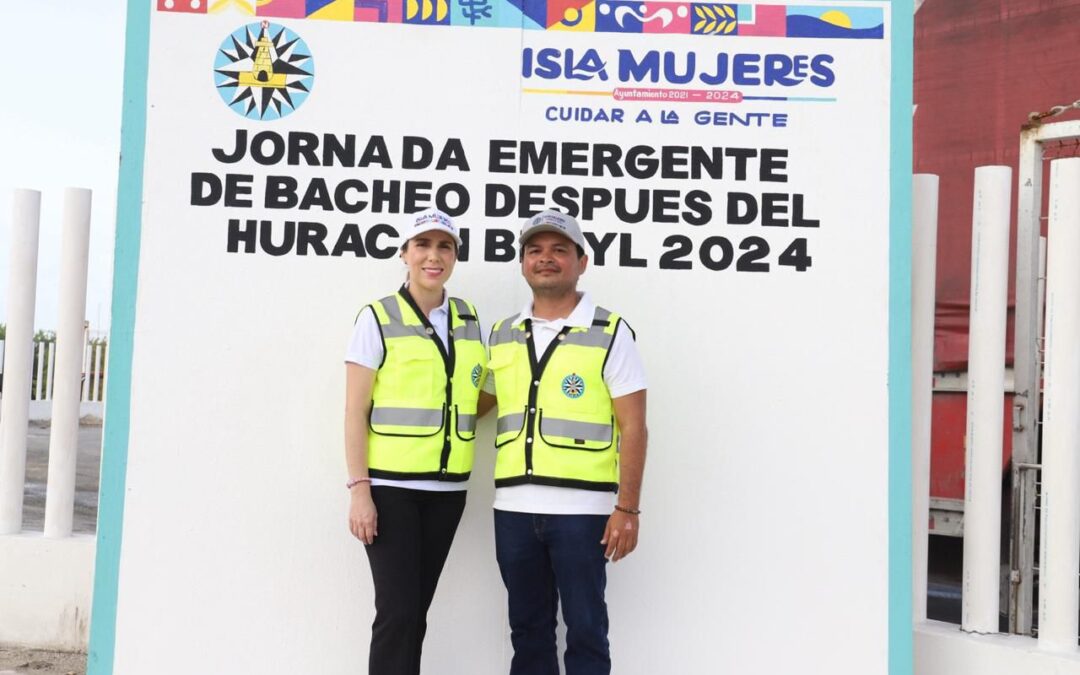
[519,209,586,250]
[405,208,462,247]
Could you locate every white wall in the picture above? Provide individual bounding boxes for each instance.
[0,534,95,650]
[0,397,103,421]
[24,401,104,422]
[104,5,900,674]
[916,621,1080,675]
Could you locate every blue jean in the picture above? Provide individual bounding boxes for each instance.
[494,510,610,675]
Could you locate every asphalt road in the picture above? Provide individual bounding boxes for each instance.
[22,421,101,534]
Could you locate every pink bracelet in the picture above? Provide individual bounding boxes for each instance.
[346,477,372,489]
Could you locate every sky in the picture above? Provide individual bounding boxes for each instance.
[0,1,126,334]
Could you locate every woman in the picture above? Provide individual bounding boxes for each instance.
[344,208,490,674]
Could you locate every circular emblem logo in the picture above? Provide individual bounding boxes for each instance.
[471,364,483,388]
[561,373,585,399]
[214,21,314,121]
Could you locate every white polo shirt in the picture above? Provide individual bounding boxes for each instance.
[483,292,647,515]
[345,291,466,492]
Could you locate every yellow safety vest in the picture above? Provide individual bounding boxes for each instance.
[488,306,624,492]
[366,290,486,481]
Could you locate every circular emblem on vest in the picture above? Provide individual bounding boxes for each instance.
[561,373,585,399]
[471,364,482,388]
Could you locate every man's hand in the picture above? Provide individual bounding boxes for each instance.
[601,510,639,562]
[605,390,645,563]
[349,489,378,545]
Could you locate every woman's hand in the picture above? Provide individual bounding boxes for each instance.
[345,364,377,544]
[349,487,378,545]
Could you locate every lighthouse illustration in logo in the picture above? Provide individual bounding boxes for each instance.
[213,21,314,120]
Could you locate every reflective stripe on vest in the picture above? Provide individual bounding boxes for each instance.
[489,306,623,492]
[497,411,526,436]
[539,414,613,444]
[365,290,487,480]
[370,406,444,428]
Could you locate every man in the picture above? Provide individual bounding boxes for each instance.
[483,209,648,675]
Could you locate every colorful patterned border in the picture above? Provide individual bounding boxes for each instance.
[157,0,885,39]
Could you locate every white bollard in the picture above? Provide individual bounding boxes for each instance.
[80,324,90,402]
[1039,236,1048,336]
[44,188,93,538]
[0,190,42,535]
[46,340,56,400]
[962,165,1012,634]
[35,343,46,400]
[98,341,109,404]
[912,174,939,623]
[1038,158,1080,652]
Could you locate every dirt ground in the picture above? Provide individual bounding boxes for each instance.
[0,648,86,675]
[2,420,101,674]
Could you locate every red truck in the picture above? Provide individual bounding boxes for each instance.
[916,0,1079,528]
[915,0,1080,631]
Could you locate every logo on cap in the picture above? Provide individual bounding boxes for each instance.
[416,212,454,229]
[520,209,585,249]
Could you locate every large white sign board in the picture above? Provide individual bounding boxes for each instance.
[90,1,913,673]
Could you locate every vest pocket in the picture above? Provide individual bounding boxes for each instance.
[369,403,446,437]
[495,406,527,448]
[537,411,614,451]
[454,405,477,441]
[383,352,439,402]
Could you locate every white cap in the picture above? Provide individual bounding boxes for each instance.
[519,209,585,250]
[404,208,462,247]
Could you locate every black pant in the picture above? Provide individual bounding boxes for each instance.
[364,486,466,675]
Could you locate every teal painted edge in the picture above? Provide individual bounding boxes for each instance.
[887,0,915,674]
[87,0,150,673]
